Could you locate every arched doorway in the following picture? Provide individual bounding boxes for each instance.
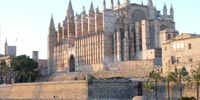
[69,55,75,72]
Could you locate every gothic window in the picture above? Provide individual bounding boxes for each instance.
[120,29,125,61]
[132,9,146,23]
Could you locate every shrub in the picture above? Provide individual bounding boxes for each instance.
[86,74,96,82]
[178,97,196,100]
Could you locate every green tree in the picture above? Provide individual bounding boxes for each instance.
[0,60,12,84]
[11,55,39,83]
[190,65,200,100]
[144,79,154,100]
[149,70,162,100]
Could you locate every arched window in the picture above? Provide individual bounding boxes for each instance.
[167,34,171,40]
[132,9,146,23]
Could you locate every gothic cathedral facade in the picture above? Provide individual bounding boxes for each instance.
[48,0,177,74]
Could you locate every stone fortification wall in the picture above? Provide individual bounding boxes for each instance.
[0,80,142,100]
[88,80,140,100]
[0,85,11,99]
[0,81,88,99]
[0,80,198,100]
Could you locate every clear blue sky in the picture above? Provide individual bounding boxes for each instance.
[0,0,199,59]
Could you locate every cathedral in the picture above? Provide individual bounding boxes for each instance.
[48,0,177,74]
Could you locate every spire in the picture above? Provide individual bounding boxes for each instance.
[96,6,99,13]
[111,0,114,9]
[67,0,73,11]
[170,4,174,21]
[170,4,174,15]
[164,3,167,10]
[82,6,86,15]
[148,0,153,6]
[49,14,55,30]
[67,0,74,20]
[89,2,94,15]
[103,0,106,10]
[118,0,120,6]
[141,0,143,5]
[163,3,167,17]
[5,38,7,44]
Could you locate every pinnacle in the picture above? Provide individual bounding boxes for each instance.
[49,15,55,30]
[67,0,73,11]
[89,2,94,14]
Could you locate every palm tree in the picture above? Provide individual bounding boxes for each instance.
[149,70,162,100]
[144,79,154,100]
[165,72,177,100]
[190,65,200,100]
[170,67,189,100]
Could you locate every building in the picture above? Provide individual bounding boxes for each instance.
[32,51,39,60]
[32,51,48,75]
[0,56,11,67]
[162,33,200,73]
[5,39,16,57]
[48,0,177,74]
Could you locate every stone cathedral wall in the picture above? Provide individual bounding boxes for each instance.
[76,60,154,72]
[49,60,155,81]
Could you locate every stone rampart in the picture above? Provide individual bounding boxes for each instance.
[88,80,140,100]
[0,80,143,100]
[0,80,198,100]
[0,80,88,99]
